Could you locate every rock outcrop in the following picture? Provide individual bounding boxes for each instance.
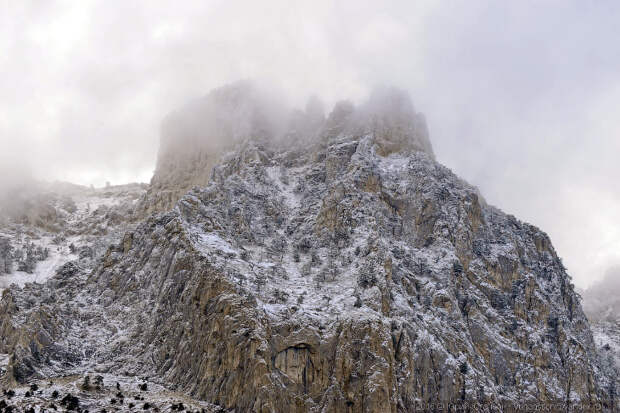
[137,81,287,216]
[137,82,433,218]
[0,83,615,411]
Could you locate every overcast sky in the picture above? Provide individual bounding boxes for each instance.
[1,0,619,288]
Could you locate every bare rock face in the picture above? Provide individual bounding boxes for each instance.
[0,85,616,411]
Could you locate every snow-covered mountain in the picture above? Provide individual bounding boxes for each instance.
[0,182,147,291]
[0,82,617,411]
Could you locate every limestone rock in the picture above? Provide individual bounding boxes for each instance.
[0,84,616,412]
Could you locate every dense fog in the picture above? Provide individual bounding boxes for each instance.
[582,266,620,321]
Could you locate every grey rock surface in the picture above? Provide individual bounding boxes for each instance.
[0,83,616,411]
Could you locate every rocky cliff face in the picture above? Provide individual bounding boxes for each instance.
[137,81,286,217]
[137,82,433,218]
[0,83,616,411]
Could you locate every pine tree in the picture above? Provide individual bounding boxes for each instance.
[0,237,12,274]
[21,243,37,273]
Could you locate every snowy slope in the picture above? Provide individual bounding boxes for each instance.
[0,183,146,292]
[0,84,615,411]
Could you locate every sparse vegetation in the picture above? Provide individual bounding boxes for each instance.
[94,375,104,390]
[354,293,363,308]
[171,402,185,411]
[81,375,91,391]
[60,393,79,411]
[272,288,289,303]
[357,268,377,288]
[452,260,463,275]
[459,361,469,375]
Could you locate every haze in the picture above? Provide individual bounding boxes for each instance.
[1,1,619,289]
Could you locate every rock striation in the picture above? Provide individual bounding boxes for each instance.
[0,82,616,411]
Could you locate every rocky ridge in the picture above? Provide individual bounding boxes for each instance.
[0,182,147,291]
[0,82,616,411]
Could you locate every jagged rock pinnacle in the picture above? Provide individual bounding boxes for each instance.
[139,82,434,217]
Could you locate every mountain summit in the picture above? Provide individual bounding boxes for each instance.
[138,82,434,217]
[0,83,616,411]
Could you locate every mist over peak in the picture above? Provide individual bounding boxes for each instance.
[582,266,620,322]
[137,81,433,217]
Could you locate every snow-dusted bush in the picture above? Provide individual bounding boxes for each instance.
[357,268,377,288]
